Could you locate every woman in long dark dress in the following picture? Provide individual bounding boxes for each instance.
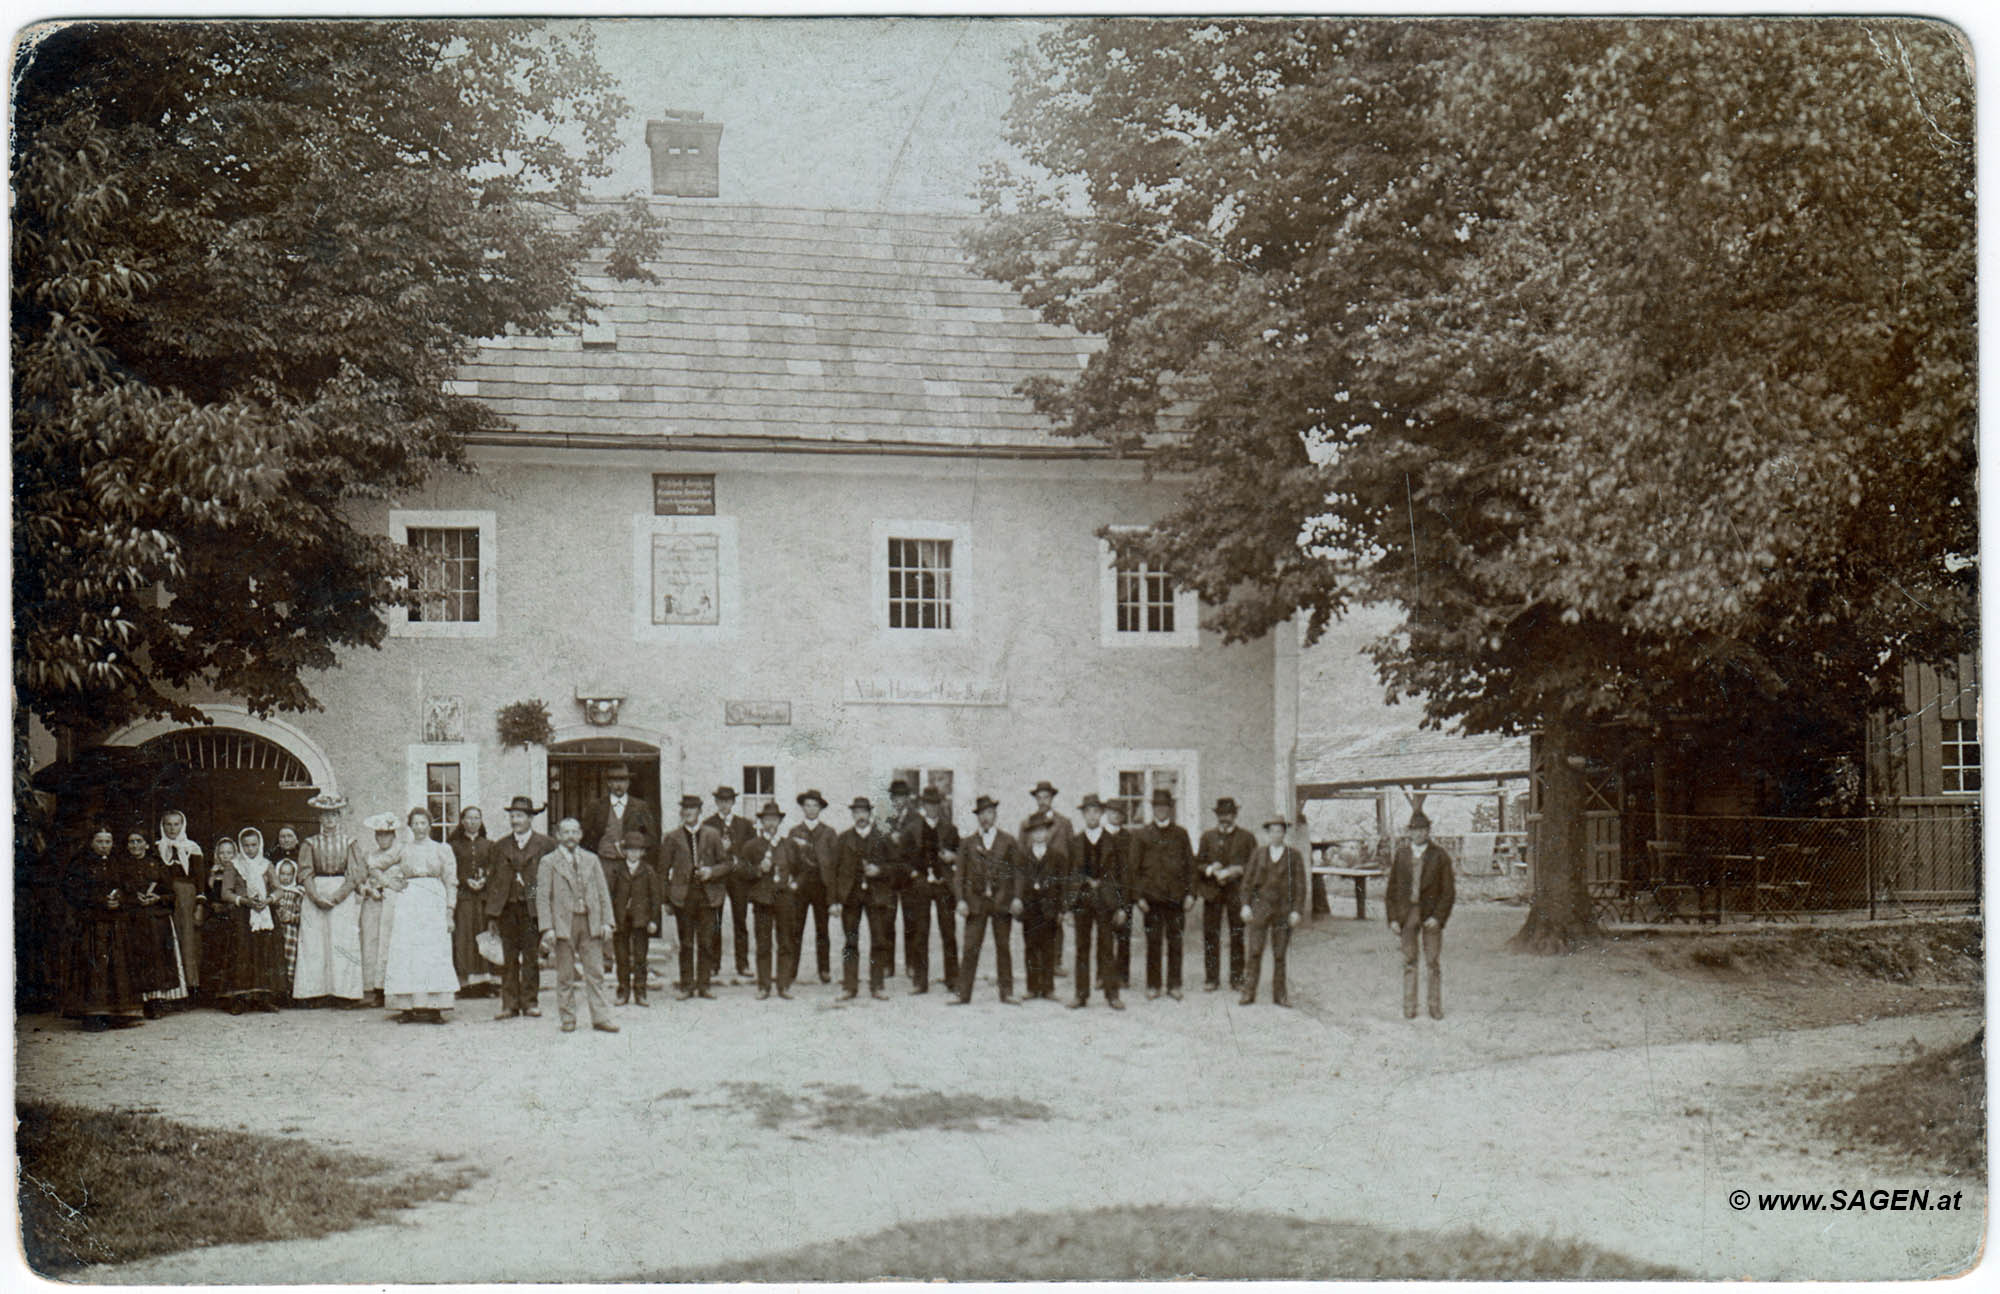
[198,835,240,1003]
[124,827,188,1017]
[209,827,282,1013]
[447,807,495,998]
[60,826,145,1029]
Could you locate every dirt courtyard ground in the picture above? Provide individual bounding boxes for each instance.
[16,903,1984,1282]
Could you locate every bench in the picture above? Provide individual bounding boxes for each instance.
[1311,866,1385,920]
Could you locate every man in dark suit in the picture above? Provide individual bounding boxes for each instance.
[1130,788,1196,1000]
[1067,794,1127,1010]
[904,786,961,994]
[1105,802,1132,991]
[604,828,663,1007]
[582,764,659,865]
[660,794,730,999]
[703,786,758,982]
[949,795,1023,1005]
[831,796,895,1001]
[1018,816,1067,1000]
[1021,781,1074,977]
[880,779,918,979]
[1240,813,1308,1007]
[788,790,838,985]
[736,801,793,1000]
[1195,796,1254,992]
[485,795,554,1020]
[1386,808,1456,1020]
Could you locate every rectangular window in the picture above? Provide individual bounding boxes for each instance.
[1941,718,1981,792]
[407,527,481,623]
[1116,560,1178,634]
[887,537,953,630]
[741,764,776,818]
[425,763,460,841]
[1112,766,1180,824]
[891,766,956,821]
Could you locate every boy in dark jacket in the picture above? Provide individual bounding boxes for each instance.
[605,828,663,1006]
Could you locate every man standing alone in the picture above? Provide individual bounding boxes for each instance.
[1386,808,1455,1020]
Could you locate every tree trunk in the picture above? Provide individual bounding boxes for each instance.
[1510,719,1597,953]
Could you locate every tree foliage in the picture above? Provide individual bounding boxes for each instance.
[971,18,1975,752]
[13,20,660,737]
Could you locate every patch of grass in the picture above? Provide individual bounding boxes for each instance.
[1646,919,1982,985]
[698,1081,1050,1137]
[16,1101,480,1274]
[1815,1030,1985,1174]
[658,1205,1686,1281]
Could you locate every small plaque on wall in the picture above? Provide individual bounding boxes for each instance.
[724,700,792,726]
[653,473,716,516]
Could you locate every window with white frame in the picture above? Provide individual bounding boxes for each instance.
[890,765,957,821]
[405,742,479,835]
[1099,534,1198,647]
[389,510,497,638]
[425,763,461,841]
[871,746,976,827]
[1098,748,1199,826]
[872,520,970,638]
[741,764,777,818]
[1941,717,1981,792]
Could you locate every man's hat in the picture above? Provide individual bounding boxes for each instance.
[307,792,348,812]
[888,778,913,798]
[1407,809,1431,830]
[503,795,543,816]
[1078,793,1105,811]
[1214,797,1239,816]
[919,786,943,805]
[621,828,651,848]
[713,785,737,800]
[796,789,827,809]
[679,794,704,811]
[757,801,784,820]
[1026,813,1053,833]
[1262,812,1293,830]
[1030,780,1059,798]
[849,796,873,812]
[605,763,632,780]
[1151,788,1176,807]
[973,794,1000,814]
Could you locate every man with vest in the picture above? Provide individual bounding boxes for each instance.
[905,786,961,994]
[1194,796,1254,992]
[1066,794,1127,1010]
[703,786,758,982]
[788,790,838,985]
[948,795,1023,1005]
[1239,813,1308,1007]
[661,795,729,999]
[1387,808,1456,1020]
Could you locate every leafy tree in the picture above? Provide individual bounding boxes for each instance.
[972,18,1975,948]
[13,20,660,745]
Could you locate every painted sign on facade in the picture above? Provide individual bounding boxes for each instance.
[843,676,1008,707]
[724,700,793,726]
[653,473,717,516]
[652,533,721,625]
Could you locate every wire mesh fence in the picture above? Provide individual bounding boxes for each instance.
[1604,808,1980,923]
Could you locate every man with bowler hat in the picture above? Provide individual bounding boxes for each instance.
[832,796,896,1000]
[703,786,758,982]
[949,795,1023,1005]
[736,800,795,1000]
[1129,788,1195,999]
[789,790,838,984]
[1067,794,1127,1010]
[1240,812,1307,1007]
[486,795,553,1019]
[1387,807,1455,1019]
[1195,797,1254,991]
[1021,781,1074,974]
[582,764,658,866]
[1018,815,1064,1000]
[661,794,729,998]
[905,786,961,993]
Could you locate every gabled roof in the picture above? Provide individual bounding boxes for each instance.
[457,199,1106,454]
[1296,726,1530,793]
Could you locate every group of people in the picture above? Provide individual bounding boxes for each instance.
[56,767,1458,1033]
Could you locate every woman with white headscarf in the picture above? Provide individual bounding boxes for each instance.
[210,827,281,1013]
[380,807,460,1023]
[154,809,204,993]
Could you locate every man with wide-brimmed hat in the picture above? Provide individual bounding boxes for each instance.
[486,795,553,1019]
[1017,814,1064,1000]
[1129,787,1195,1000]
[904,785,961,994]
[1066,794,1127,1009]
[703,786,758,983]
[788,789,838,985]
[949,794,1023,1005]
[1387,807,1455,1020]
[582,763,658,867]
[662,794,729,998]
[735,800,795,999]
[1020,780,1074,976]
[1195,796,1254,992]
[831,796,896,1000]
[1239,813,1307,1007]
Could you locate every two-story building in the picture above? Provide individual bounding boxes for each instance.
[42,113,1298,846]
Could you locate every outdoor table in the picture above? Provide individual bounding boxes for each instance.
[1312,866,1384,920]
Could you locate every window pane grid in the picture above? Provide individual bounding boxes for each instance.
[1941,718,1981,792]
[425,763,460,842]
[888,537,953,630]
[1114,557,1178,635]
[742,764,777,818]
[408,527,480,623]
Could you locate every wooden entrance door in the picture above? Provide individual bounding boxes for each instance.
[546,739,663,835]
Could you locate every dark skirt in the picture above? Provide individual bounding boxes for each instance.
[205,908,281,998]
[133,905,183,995]
[62,913,143,1019]
[452,893,488,980]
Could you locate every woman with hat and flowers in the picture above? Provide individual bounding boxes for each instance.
[380,806,460,1024]
[293,792,363,1006]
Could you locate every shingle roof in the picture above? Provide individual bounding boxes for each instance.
[1296,727,1530,791]
[457,200,1102,452]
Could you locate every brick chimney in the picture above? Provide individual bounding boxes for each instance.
[645,111,724,198]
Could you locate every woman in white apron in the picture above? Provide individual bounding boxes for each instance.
[381,807,460,1023]
[293,794,363,1004]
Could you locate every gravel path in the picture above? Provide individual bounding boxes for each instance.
[17,905,1982,1282]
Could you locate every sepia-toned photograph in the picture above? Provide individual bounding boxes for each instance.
[10,13,1981,1283]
